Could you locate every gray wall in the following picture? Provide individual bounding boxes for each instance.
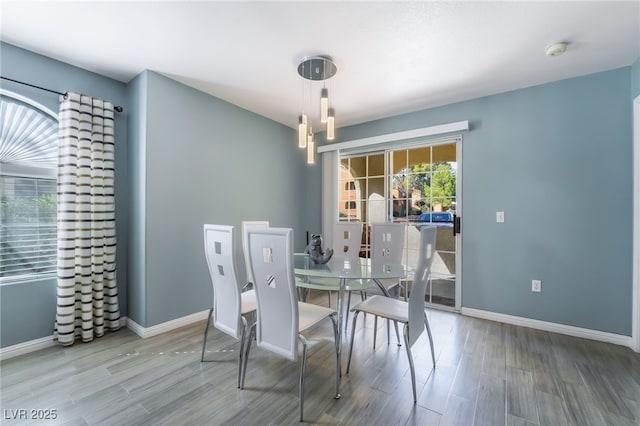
[323,66,634,336]
[125,72,148,326]
[0,42,129,347]
[129,71,311,327]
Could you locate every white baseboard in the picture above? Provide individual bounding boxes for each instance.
[0,317,128,361]
[126,310,210,339]
[461,307,634,349]
[0,335,56,361]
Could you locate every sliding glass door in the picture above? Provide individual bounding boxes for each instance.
[338,139,460,310]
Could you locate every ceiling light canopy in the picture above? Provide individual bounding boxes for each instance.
[297,56,337,81]
[297,55,337,164]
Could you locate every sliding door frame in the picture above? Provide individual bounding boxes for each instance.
[319,121,468,311]
[385,138,462,311]
[633,95,639,352]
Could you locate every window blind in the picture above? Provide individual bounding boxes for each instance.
[0,175,57,280]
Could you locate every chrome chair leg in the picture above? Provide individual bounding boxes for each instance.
[237,319,247,388]
[424,311,436,368]
[345,291,352,332]
[200,308,213,362]
[346,311,360,374]
[240,323,255,389]
[384,319,401,347]
[298,335,308,422]
[394,320,401,346]
[387,319,390,345]
[329,313,342,394]
[373,315,378,349]
[403,323,417,403]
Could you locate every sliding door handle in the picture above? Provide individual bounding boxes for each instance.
[453,214,461,236]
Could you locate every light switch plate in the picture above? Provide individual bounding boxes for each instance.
[496,211,505,223]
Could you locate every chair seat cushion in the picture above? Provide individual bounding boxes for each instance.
[298,302,336,332]
[351,295,408,323]
[240,290,257,315]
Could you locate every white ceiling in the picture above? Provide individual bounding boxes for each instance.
[1,1,639,131]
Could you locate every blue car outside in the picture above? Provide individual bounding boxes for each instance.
[416,212,454,227]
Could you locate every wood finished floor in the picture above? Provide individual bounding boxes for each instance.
[2,291,640,426]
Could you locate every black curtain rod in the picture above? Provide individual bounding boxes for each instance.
[1,76,124,112]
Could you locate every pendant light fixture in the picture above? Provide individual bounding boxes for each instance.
[297,55,337,163]
[327,108,335,141]
[298,114,307,148]
[307,127,315,164]
[320,88,329,123]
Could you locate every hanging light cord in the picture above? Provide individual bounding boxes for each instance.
[1,75,124,112]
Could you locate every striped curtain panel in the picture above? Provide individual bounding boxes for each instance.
[55,92,120,346]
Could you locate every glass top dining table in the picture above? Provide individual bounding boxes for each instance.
[293,253,410,282]
[294,253,409,382]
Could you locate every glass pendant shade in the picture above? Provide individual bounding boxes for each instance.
[298,114,307,148]
[307,136,315,164]
[320,88,328,123]
[327,109,335,140]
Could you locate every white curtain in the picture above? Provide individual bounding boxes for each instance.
[321,150,339,248]
[55,92,120,346]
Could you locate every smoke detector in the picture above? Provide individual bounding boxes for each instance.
[545,42,568,57]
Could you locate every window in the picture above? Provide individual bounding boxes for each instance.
[0,93,58,282]
[1,176,57,278]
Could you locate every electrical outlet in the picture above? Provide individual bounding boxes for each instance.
[531,280,541,292]
[496,211,505,223]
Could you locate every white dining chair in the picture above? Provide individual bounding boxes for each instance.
[201,224,257,388]
[346,225,437,403]
[361,222,406,346]
[242,227,340,422]
[333,222,363,258]
[241,220,269,290]
[369,222,406,293]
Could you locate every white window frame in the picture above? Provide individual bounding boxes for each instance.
[0,90,58,285]
[320,120,468,245]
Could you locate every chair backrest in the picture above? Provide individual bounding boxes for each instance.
[407,226,437,347]
[203,224,242,339]
[333,222,362,258]
[246,227,299,361]
[370,223,406,263]
[242,221,270,286]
